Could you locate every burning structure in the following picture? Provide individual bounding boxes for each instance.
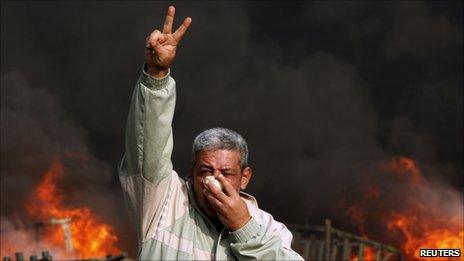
[340,156,463,260]
[287,156,463,261]
[1,157,121,260]
[0,71,130,260]
[290,219,402,260]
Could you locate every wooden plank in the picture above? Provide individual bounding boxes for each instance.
[342,238,351,261]
[383,253,394,261]
[325,219,332,261]
[303,238,311,260]
[317,242,324,261]
[376,247,381,261]
[309,233,316,260]
[359,243,364,261]
[330,239,338,261]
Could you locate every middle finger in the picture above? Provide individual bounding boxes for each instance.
[163,6,175,34]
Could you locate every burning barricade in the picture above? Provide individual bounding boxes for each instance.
[341,156,463,260]
[1,157,123,260]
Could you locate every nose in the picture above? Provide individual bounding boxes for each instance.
[213,170,221,178]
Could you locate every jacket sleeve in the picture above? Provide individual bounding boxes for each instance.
[229,217,304,260]
[121,66,175,184]
[118,66,179,241]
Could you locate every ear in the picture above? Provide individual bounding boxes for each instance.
[240,166,252,190]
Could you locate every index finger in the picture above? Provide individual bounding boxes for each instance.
[216,174,238,197]
[163,6,175,34]
[173,17,192,42]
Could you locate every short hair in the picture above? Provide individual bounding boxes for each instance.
[191,127,249,169]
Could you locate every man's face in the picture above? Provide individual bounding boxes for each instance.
[191,149,251,218]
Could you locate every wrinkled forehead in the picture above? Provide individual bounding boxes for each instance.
[195,149,241,169]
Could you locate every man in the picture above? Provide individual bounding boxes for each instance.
[119,6,303,260]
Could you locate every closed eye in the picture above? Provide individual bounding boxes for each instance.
[198,168,213,176]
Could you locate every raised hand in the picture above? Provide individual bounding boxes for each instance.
[145,6,192,78]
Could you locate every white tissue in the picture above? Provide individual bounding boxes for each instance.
[205,176,223,190]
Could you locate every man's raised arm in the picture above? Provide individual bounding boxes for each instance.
[118,7,191,241]
[120,6,191,184]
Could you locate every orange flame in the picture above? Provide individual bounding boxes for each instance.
[347,156,463,260]
[385,157,463,260]
[388,213,463,259]
[351,246,376,261]
[23,157,120,259]
[379,156,423,185]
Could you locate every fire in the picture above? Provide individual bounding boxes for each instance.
[388,213,463,259]
[347,156,464,260]
[22,156,120,259]
[384,157,463,260]
[387,211,463,260]
[351,246,376,261]
[379,157,423,185]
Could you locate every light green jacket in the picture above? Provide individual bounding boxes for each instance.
[119,68,304,260]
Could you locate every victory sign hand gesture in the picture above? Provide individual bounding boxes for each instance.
[145,6,192,78]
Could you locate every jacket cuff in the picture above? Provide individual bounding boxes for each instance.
[141,64,170,89]
[229,217,260,243]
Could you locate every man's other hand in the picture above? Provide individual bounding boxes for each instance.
[203,174,252,231]
[145,6,192,78]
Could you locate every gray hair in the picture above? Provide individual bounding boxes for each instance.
[191,127,249,169]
